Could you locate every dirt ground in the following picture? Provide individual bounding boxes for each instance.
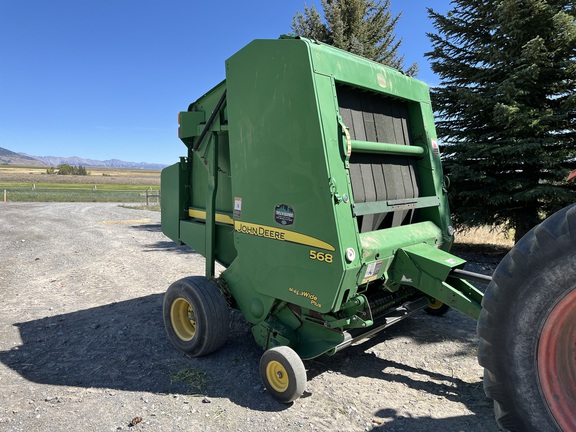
[0,203,503,432]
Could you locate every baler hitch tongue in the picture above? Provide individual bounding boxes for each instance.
[392,243,485,320]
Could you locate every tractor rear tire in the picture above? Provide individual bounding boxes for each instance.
[163,276,230,357]
[259,346,307,403]
[477,204,576,432]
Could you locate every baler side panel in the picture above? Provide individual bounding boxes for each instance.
[224,39,347,318]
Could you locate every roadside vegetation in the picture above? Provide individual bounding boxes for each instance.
[453,225,514,256]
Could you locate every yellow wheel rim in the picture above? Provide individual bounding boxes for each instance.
[266,360,289,393]
[428,299,444,310]
[170,298,196,341]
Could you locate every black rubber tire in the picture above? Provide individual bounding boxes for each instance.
[259,346,307,403]
[163,276,229,357]
[477,204,576,432]
[424,299,450,316]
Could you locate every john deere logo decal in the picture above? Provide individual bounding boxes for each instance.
[275,204,294,226]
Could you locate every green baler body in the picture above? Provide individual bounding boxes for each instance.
[161,37,482,359]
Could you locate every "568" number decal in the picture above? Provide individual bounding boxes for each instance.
[309,250,333,264]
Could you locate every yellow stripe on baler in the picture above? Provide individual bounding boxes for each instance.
[234,221,335,251]
[188,209,234,225]
[188,209,335,251]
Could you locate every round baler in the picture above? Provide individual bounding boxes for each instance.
[159,37,575,430]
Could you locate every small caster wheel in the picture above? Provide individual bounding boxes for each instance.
[424,299,450,316]
[259,346,306,403]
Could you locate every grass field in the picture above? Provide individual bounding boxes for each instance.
[0,165,160,203]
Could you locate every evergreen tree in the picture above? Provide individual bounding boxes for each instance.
[427,0,576,242]
[292,0,417,75]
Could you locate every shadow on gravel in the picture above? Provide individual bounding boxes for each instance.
[129,223,197,254]
[130,223,162,233]
[305,316,493,427]
[371,410,496,432]
[0,297,489,417]
[0,294,174,392]
[142,240,196,254]
[0,297,283,412]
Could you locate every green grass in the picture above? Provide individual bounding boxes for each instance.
[0,165,160,203]
[1,185,160,203]
[0,182,156,191]
[169,368,207,393]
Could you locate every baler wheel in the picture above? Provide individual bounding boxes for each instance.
[259,346,306,403]
[424,299,450,316]
[478,204,576,431]
[163,276,229,357]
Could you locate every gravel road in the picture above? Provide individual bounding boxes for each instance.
[0,203,501,431]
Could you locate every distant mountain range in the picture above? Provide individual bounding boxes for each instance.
[0,146,167,170]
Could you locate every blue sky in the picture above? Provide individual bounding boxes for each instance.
[0,1,450,165]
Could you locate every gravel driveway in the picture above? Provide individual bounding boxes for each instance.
[0,203,500,431]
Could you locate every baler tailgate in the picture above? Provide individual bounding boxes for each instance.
[335,83,438,233]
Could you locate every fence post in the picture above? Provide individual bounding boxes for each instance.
[3,190,6,203]
[146,189,160,206]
